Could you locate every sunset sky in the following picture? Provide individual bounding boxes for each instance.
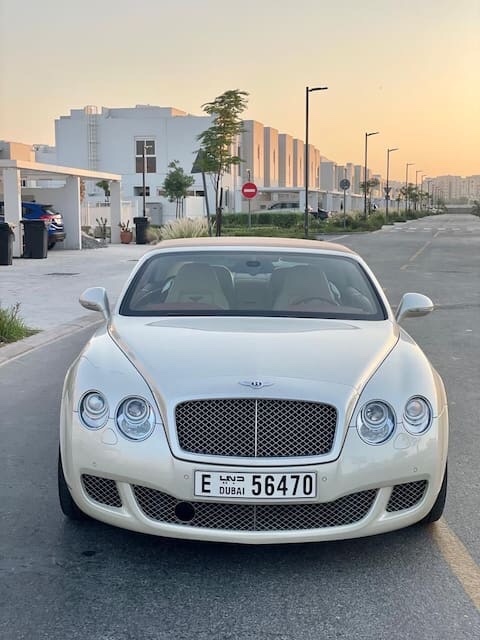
[1,0,478,181]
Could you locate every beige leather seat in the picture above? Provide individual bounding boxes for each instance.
[273,265,337,310]
[165,263,229,309]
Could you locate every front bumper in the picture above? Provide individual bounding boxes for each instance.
[49,231,66,243]
[61,412,447,544]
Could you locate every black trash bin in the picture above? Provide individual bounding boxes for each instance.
[22,219,48,258]
[0,222,14,266]
[133,216,150,245]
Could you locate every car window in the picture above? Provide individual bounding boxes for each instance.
[120,251,387,320]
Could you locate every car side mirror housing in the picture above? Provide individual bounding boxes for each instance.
[395,292,434,323]
[80,287,111,321]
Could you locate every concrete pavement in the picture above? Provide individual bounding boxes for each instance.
[0,243,151,364]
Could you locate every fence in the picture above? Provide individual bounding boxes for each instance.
[81,201,138,230]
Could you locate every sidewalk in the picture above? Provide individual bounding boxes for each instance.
[1,244,151,331]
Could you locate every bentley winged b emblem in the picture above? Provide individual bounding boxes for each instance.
[239,379,274,389]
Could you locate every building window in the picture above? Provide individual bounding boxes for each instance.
[134,186,150,196]
[135,139,156,173]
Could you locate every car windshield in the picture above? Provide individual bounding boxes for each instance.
[120,250,387,320]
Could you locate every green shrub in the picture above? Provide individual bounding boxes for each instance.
[160,217,209,240]
[146,226,161,244]
[0,303,37,345]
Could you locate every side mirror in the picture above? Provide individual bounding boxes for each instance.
[395,292,434,323]
[80,287,111,321]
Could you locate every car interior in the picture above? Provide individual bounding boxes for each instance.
[122,251,383,319]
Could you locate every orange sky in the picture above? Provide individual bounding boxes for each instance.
[1,0,479,181]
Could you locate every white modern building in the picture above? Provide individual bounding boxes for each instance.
[42,103,404,218]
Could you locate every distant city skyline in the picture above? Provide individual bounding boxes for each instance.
[1,0,479,181]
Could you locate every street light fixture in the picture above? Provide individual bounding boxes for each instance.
[385,147,399,221]
[305,85,328,238]
[364,131,380,218]
[415,169,422,211]
[405,162,415,215]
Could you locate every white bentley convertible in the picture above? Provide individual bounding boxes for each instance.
[59,237,448,544]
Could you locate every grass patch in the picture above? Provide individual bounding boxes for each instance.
[0,303,38,346]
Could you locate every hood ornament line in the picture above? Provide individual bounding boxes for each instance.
[239,380,275,389]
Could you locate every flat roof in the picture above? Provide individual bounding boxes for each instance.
[0,159,121,181]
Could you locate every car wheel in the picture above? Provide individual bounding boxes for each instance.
[48,241,56,250]
[58,449,87,520]
[421,463,447,524]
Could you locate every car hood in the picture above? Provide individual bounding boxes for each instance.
[109,316,398,408]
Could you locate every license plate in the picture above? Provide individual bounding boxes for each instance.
[194,471,317,499]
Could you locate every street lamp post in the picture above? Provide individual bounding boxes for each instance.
[364,131,380,218]
[415,169,422,211]
[405,162,414,216]
[305,85,328,238]
[385,147,398,221]
[419,173,426,210]
[142,141,153,217]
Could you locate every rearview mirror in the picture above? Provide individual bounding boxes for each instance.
[80,287,111,321]
[395,293,434,323]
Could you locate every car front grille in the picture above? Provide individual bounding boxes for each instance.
[175,398,337,458]
[386,480,428,512]
[81,474,122,508]
[132,485,377,531]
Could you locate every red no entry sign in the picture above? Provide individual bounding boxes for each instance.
[241,182,258,199]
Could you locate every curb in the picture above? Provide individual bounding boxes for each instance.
[0,313,102,367]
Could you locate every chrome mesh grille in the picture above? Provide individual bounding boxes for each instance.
[175,398,337,458]
[81,474,122,508]
[386,480,428,512]
[132,486,376,531]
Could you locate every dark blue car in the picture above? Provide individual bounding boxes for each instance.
[0,201,66,249]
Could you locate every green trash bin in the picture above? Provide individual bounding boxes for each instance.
[0,222,14,265]
[22,219,48,258]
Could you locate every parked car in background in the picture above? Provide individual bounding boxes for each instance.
[0,201,66,250]
[312,208,330,220]
[59,236,448,545]
[268,202,314,213]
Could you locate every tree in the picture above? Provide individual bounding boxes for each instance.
[359,178,380,213]
[162,161,195,218]
[399,183,418,211]
[80,179,86,204]
[197,89,249,235]
[96,180,110,200]
[471,200,480,216]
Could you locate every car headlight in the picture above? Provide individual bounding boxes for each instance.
[403,396,432,434]
[116,397,155,441]
[79,391,109,429]
[357,400,395,445]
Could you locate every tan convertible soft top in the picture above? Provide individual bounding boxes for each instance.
[151,236,356,255]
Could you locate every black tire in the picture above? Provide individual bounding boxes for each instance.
[48,241,56,250]
[421,463,447,524]
[58,450,87,520]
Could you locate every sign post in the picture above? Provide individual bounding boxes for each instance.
[242,182,258,228]
[339,178,350,229]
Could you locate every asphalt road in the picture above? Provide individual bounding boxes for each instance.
[1,213,479,640]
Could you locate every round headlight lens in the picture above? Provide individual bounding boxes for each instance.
[79,391,109,429]
[357,400,395,445]
[116,397,155,441]
[403,397,432,434]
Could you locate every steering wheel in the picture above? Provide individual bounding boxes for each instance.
[134,277,175,307]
